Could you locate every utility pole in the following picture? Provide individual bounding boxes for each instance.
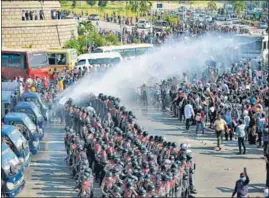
[150,9,153,44]
[120,19,123,44]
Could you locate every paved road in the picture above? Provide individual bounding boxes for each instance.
[18,104,266,197]
[80,17,150,33]
[131,105,265,197]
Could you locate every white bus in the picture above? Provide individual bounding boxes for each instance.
[233,34,268,63]
[92,44,154,58]
[75,52,122,70]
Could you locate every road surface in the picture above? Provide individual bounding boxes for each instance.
[19,104,266,197]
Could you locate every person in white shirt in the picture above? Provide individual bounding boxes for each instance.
[184,100,194,131]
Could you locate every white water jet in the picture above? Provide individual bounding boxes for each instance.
[57,33,234,106]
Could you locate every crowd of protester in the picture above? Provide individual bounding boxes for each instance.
[142,58,268,153]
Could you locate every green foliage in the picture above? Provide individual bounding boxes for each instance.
[87,0,97,8]
[72,0,76,8]
[98,0,108,8]
[23,44,33,48]
[64,20,120,55]
[207,1,217,10]
[232,1,246,15]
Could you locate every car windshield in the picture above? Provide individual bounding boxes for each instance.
[8,128,27,150]
[25,97,41,109]
[234,36,263,53]
[32,106,44,122]
[24,116,37,135]
[28,52,49,68]
[2,148,20,174]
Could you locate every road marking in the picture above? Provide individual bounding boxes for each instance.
[40,141,63,143]
[37,150,66,153]
[30,162,67,167]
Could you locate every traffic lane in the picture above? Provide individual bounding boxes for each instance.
[131,105,265,197]
[98,20,150,33]
[18,121,77,197]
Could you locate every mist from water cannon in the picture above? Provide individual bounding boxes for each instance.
[57,33,235,106]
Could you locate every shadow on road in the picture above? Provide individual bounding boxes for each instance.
[30,153,76,197]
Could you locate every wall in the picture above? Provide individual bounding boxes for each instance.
[2,0,78,49]
[2,0,61,21]
[2,20,78,48]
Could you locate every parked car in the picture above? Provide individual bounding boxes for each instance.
[205,16,213,23]
[216,15,226,21]
[135,19,151,29]
[198,14,205,22]
[88,14,99,21]
[259,22,268,29]
[153,20,170,32]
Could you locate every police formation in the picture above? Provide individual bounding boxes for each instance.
[63,93,197,198]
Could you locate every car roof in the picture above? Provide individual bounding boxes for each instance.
[22,91,40,99]
[1,125,16,136]
[15,101,36,109]
[2,82,20,92]
[2,143,9,151]
[2,91,15,103]
[4,112,29,121]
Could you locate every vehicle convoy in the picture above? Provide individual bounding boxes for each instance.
[75,52,122,70]
[46,48,77,73]
[233,34,268,63]
[14,102,45,139]
[1,48,50,80]
[1,125,31,170]
[4,112,41,155]
[1,143,26,197]
[21,92,48,121]
[2,91,18,119]
[92,44,153,58]
[135,19,151,29]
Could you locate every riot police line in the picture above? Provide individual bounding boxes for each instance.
[63,93,197,197]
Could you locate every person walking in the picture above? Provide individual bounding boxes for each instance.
[236,120,246,154]
[232,168,250,198]
[195,106,205,134]
[214,113,227,151]
[257,113,266,148]
[184,100,194,131]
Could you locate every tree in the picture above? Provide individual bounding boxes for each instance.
[128,0,139,14]
[139,1,152,15]
[207,1,217,11]
[98,0,108,8]
[232,1,246,16]
[64,20,120,55]
[72,0,76,9]
[87,0,96,8]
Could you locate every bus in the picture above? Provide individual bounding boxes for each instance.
[2,49,50,81]
[92,44,153,58]
[233,34,268,63]
[75,52,122,70]
[46,48,78,73]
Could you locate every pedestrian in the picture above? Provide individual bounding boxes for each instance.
[184,100,194,131]
[34,10,38,20]
[236,119,246,154]
[232,168,250,198]
[29,10,33,20]
[40,10,44,20]
[22,10,25,21]
[214,113,227,151]
[195,106,205,134]
[257,113,266,148]
[25,10,29,20]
